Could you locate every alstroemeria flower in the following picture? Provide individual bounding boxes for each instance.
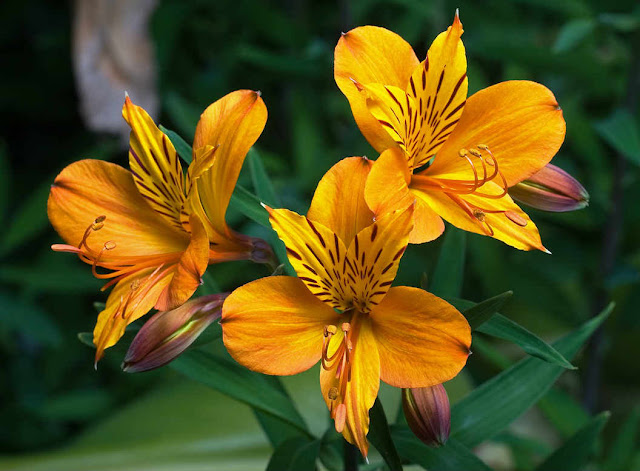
[335,13,566,251]
[221,157,471,457]
[48,90,268,363]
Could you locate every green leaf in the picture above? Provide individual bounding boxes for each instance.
[0,291,62,347]
[266,437,321,471]
[471,334,513,370]
[1,180,51,255]
[252,376,305,447]
[536,411,610,471]
[450,303,613,447]
[248,148,279,206]
[553,18,596,54]
[449,291,513,329]
[368,398,402,471]
[598,13,640,32]
[170,349,311,438]
[594,109,640,165]
[159,124,193,164]
[430,227,466,298]
[477,314,576,369]
[392,427,493,471]
[603,406,640,471]
[229,185,270,227]
[538,388,590,437]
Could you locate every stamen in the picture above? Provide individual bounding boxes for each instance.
[328,387,339,400]
[335,403,347,433]
[472,209,486,222]
[505,211,528,227]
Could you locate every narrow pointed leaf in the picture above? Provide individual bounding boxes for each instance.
[538,388,590,437]
[594,109,640,165]
[603,406,640,471]
[248,148,279,206]
[536,411,610,471]
[392,427,492,471]
[229,185,270,227]
[430,228,466,298]
[451,303,613,447]
[160,125,193,164]
[451,291,513,329]
[266,437,321,471]
[369,398,402,471]
[477,314,576,369]
[170,349,311,437]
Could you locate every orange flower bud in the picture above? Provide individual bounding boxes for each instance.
[402,384,451,447]
[122,294,227,373]
[508,164,589,212]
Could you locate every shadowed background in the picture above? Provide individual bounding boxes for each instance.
[1,0,638,469]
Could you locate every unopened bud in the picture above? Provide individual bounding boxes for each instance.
[402,384,450,447]
[250,237,275,265]
[122,293,227,373]
[508,164,589,213]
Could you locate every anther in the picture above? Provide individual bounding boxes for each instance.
[328,387,339,400]
[458,148,468,157]
[469,149,482,158]
[477,144,489,150]
[91,222,104,231]
[505,211,528,227]
[104,241,117,250]
[472,209,486,222]
[341,323,351,333]
[130,279,141,290]
[335,403,347,433]
[95,215,107,223]
[324,325,337,337]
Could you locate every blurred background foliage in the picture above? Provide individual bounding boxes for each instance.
[1,0,639,469]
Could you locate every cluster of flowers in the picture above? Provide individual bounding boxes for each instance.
[48,13,587,458]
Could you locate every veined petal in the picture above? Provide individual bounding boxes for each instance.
[307,156,374,246]
[192,90,267,240]
[48,159,188,258]
[335,26,419,152]
[345,206,414,310]
[321,317,380,458]
[93,267,173,363]
[406,11,467,169]
[123,96,186,231]
[221,276,341,375]
[414,181,546,251]
[370,286,471,388]
[267,207,349,310]
[425,81,566,186]
[155,214,210,311]
[365,148,444,244]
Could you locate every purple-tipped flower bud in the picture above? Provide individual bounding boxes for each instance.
[122,293,227,373]
[508,164,589,213]
[402,384,451,447]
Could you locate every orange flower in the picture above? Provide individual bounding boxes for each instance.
[335,12,566,251]
[221,158,471,457]
[48,90,268,363]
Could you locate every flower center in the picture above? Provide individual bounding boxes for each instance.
[322,313,362,433]
[412,144,527,236]
[51,215,178,291]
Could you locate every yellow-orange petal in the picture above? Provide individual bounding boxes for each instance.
[192,90,267,240]
[221,276,341,375]
[155,214,210,311]
[267,207,349,310]
[413,181,546,251]
[425,81,566,186]
[346,205,414,309]
[335,26,419,153]
[48,159,188,258]
[122,96,186,229]
[307,156,374,246]
[320,317,380,458]
[370,286,471,388]
[406,11,467,169]
[364,148,444,244]
[93,268,173,363]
